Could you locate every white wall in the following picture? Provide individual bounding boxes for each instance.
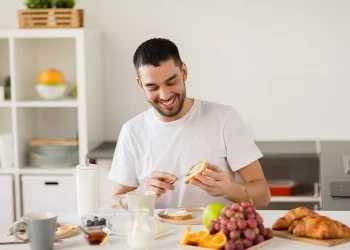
[1,0,350,141]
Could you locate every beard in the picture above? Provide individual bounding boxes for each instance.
[149,89,186,118]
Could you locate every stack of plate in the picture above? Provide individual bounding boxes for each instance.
[28,139,79,168]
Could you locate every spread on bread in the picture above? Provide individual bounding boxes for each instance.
[184,160,208,184]
[158,208,193,220]
[272,207,350,239]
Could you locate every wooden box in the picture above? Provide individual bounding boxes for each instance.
[18,9,84,28]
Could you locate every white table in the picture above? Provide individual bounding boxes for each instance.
[2,209,350,250]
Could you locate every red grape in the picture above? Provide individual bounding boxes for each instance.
[266,228,274,239]
[261,228,267,237]
[224,240,235,250]
[221,207,230,216]
[246,213,256,219]
[247,218,257,229]
[229,230,241,241]
[226,209,234,218]
[209,225,217,235]
[253,234,264,245]
[235,241,244,250]
[245,206,256,214]
[208,220,216,229]
[236,219,247,230]
[253,227,259,235]
[243,239,253,249]
[256,214,264,225]
[220,217,229,227]
[234,212,244,219]
[231,203,242,212]
[241,201,250,209]
[227,221,237,231]
[244,228,256,241]
[214,222,221,231]
[220,226,230,237]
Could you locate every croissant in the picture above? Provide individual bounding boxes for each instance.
[292,215,350,239]
[272,207,318,230]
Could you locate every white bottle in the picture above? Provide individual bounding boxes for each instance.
[75,158,99,217]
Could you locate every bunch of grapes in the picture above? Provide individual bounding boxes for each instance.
[208,202,273,250]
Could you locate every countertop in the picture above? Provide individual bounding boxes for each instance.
[2,209,350,250]
[87,141,324,160]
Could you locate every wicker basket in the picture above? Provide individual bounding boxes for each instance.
[18,9,84,28]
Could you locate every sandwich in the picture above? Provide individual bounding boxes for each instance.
[158,208,193,220]
[184,160,208,184]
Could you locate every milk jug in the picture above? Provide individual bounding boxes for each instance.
[75,158,99,217]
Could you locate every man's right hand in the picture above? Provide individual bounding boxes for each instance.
[145,171,177,198]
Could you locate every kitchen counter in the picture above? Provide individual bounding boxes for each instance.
[2,209,350,250]
[87,141,116,160]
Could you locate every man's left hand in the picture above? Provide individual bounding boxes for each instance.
[190,162,233,197]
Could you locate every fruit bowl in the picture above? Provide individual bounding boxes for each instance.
[36,84,67,100]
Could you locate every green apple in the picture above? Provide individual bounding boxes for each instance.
[202,203,226,229]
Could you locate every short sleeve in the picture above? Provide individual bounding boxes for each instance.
[108,125,139,187]
[224,108,263,172]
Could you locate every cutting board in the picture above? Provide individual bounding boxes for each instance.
[157,207,204,225]
[273,230,350,247]
[178,238,274,250]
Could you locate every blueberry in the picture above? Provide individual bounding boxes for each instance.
[99,218,106,226]
[86,220,94,227]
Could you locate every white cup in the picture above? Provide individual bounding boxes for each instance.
[118,190,156,216]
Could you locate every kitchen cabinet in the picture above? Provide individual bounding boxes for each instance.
[97,159,115,207]
[21,175,77,214]
[0,175,15,233]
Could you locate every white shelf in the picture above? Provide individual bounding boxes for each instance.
[0,168,15,174]
[0,101,11,107]
[16,98,78,108]
[19,167,74,175]
[270,195,321,203]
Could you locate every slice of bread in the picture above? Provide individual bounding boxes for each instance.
[158,209,193,220]
[184,160,208,184]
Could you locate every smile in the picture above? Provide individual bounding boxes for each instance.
[160,96,176,106]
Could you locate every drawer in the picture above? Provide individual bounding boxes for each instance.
[0,175,14,233]
[21,175,77,214]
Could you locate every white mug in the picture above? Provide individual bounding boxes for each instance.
[118,190,156,216]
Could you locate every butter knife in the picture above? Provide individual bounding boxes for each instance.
[169,164,202,184]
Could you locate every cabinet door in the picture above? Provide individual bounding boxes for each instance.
[21,175,77,214]
[97,159,116,207]
[0,175,14,233]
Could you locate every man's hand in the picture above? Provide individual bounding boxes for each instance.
[190,163,232,197]
[145,171,177,198]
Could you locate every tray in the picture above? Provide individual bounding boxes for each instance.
[178,238,274,250]
[268,179,297,196]
[157,207,204,225]
[273,230,350,247]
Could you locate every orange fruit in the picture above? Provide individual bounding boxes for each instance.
[179,226,191,245]
[201,232,227,249]
[37,68,65,84]
[188,229,209,244]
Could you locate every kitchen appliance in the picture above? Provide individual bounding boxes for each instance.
[75,158,99,217]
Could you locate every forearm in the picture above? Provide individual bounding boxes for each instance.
[223,179,271,208]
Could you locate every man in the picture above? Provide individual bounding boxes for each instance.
[108,38,270,209]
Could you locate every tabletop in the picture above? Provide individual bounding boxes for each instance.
[2,208,350,250]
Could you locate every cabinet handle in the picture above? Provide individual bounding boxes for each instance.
[45,181,59,185]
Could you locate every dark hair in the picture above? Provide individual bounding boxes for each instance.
[133,38,183,71]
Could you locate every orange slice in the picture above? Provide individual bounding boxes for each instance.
[188,229,210,244]
[179,226,191,245]
[197,234,215,247]
[201,232,227,249]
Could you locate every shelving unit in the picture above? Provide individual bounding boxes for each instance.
[0,28,103,220]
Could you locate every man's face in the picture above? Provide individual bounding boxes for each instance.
[136,59,187,118]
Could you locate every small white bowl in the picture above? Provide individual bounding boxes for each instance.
[36,84,67,100]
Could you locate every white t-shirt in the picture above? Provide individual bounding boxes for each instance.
[108,99,263,208]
